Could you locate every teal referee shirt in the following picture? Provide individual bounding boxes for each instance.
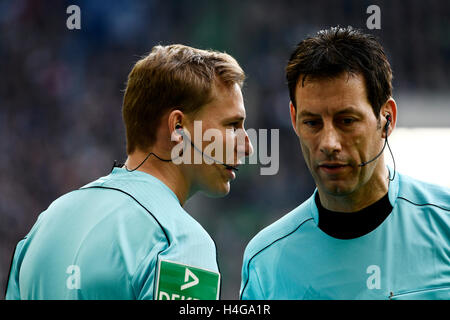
[6,168,221,300]
[240,170,450,299]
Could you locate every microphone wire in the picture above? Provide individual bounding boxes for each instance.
[123,129,238,172]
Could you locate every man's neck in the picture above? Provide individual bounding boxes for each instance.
[124,152,190,206]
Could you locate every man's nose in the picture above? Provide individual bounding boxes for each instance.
[237,129,253,159]
[319,124,342,156]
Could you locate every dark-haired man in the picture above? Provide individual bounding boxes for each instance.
[240,27,450,300]
[6,44,252,300]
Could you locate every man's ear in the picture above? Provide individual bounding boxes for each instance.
[380,98,397,138]
[168,109,184,143]
[290,101,299,137]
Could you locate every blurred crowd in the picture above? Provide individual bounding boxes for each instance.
[1,0,449,299]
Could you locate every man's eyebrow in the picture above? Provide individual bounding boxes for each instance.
[298,110,320,118]
[298,107,364,118]
[334,107,364,116]
[222,115,245,122]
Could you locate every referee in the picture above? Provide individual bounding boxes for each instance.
[6,44,252,299]
[240,27,450,300]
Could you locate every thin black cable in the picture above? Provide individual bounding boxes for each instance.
[125,129,238,172]
[124,136,187,172]
[359,119,390,168]
[125,151,172,172]
[358,117,396,181]
[186,137,239,171]
[358,137,388,167]
[386,138,396,181]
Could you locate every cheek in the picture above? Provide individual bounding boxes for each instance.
[299,133,316,154]
[203,163,224,184]
[299,138,314,166]
[349,137,362,155]
[204,166,230,195]
[224,132,235,160]
[354,133,377,158]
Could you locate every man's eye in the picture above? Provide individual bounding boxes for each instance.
[303,120,319,127]
[229,122,239,130]
[342,118,356,125]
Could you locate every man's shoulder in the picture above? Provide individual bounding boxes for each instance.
[243,196,315,263]
[49,180,151,216]
[76,170,212,246]
[40,174,174,244]
[396,172,450,211]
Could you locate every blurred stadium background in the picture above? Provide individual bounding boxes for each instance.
[1,0,449,299]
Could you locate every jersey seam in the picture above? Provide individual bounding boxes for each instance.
[65,202,145,299]
[210,237,222,299]
[133,245,168,299]
[79,186,172,299]
[391,285,450,298]
[253,267,266,299]
[4,237,26,299]
[81,186,171,245]
[397,196,450,212]
[240,217,314,299]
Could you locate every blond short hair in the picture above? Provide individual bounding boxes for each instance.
[122,44,245,154]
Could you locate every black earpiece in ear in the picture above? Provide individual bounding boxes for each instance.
[175,123,184,133]
[173,123,239,171]
[359,113,393,168]
[385,114,391,130]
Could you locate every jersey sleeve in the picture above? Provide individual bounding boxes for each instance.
[240,255,265,300]
[131,242,167,300]
[123,203,170,300]
[5,238,27,300]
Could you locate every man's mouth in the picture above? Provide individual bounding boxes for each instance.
[222,162,240,180]
[318,162,349,173]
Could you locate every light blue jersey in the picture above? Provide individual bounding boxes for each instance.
[240,171,450,300]
[6,168,220,300]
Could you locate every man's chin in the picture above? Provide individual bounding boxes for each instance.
[319,181,356,197]
[201,183,231,198]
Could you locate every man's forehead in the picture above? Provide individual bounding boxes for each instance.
[223,104,246,122]
[295,72,364,91]
[201,82,246,118]
[295,73,369,110]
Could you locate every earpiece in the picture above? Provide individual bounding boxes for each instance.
[126,123,238,172]
[359,113,392,168]
[385,114,392,122]
[174,123,238,171]
[174,123,185,139]
[384,114,391,131]
[175,123,183,132]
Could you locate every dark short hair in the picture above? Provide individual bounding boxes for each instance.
[286,26,393,118]
[123,44,245,155]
